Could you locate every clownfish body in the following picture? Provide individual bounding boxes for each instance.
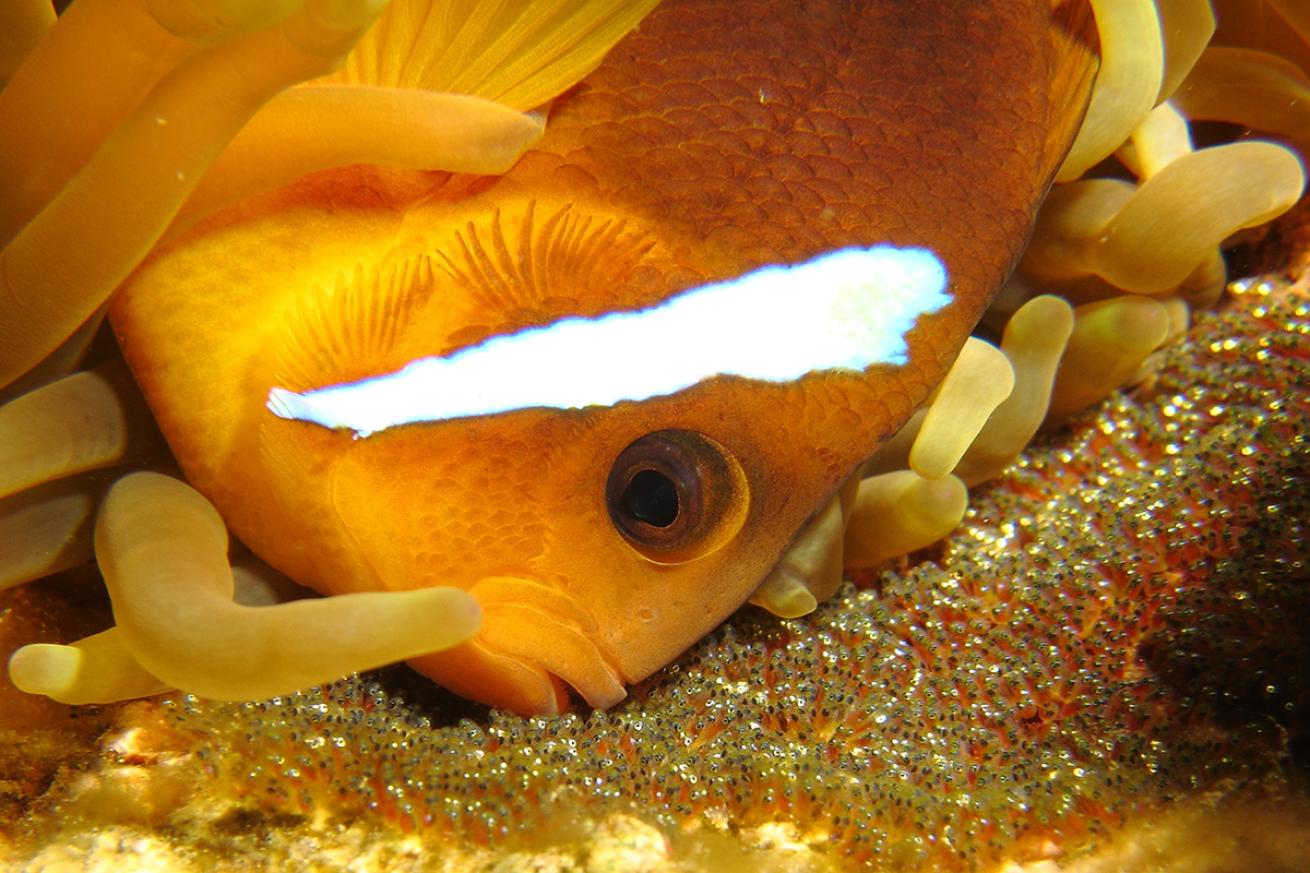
[110,0,1096,714]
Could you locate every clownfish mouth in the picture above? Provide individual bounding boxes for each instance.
[467,577,627,712]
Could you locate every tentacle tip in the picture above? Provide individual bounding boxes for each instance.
[912,474,969,529]
[7,642,79,699]
[750,573,818,619]
[437,588,483,642]
[766,589,819,620]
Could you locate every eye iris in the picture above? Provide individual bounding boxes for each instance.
[622,469,679,528]
[605,429,748,564]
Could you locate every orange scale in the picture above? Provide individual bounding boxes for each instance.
[653,53,718,84]
[653,78,721,110]
[695,75,757,104]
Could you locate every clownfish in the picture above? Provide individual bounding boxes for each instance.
[107,0,1097,714]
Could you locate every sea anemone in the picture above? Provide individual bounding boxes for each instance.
[1,0,1309,866]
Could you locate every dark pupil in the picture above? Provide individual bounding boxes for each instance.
[621,469,679,528]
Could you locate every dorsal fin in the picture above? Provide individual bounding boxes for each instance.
[273,256,435,392]
[321,0,662,111]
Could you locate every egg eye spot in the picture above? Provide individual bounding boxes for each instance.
[622,469,679,528]
[605,430,750,564]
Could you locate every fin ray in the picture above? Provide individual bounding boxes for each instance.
[433,203,654,328]
[274,257,435,392]
[323,0,661,111]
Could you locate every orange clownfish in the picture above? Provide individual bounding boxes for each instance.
[101,0,1096,715]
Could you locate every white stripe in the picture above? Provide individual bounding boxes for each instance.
[267,245,950,437]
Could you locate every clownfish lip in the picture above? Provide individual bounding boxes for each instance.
[467,577,628,710]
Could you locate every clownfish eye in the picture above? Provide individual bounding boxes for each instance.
[605,430,749,564]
